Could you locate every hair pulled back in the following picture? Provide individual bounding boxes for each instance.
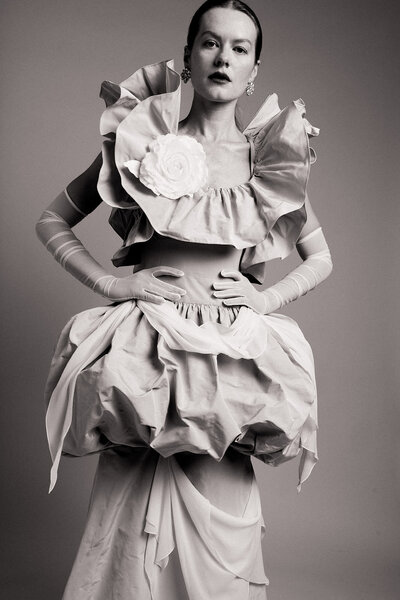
[186,0,263,64]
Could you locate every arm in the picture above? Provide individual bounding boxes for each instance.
[212,196,333,313]
[260,194,332,313]
[260,225,333,313]
[36,155,187,303]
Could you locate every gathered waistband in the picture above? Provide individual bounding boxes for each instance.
[157,272,234,306]
[136,235,243,307]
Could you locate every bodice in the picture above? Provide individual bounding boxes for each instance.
[97,59,320,284]
[137,233,243,305]
[140,232,242,275]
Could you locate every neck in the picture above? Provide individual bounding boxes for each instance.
[179,92,243,143]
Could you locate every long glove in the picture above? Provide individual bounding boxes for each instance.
[36,190,187,303]
[212,227,333,314]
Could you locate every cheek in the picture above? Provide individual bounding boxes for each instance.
[235,65,253,88]
[244,59,257,78]
[190,69,206,92]
[190,66,208,88]
[190,48,211,71]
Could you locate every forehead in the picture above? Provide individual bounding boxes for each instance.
[198,7,257,42]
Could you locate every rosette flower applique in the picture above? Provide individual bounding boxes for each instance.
[124,133,208,200]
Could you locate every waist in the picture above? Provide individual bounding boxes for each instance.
[161,273,231,305]
[137,235,243,305]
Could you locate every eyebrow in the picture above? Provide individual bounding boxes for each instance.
[200,30,252,44]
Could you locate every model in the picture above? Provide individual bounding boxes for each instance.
[36,1,333,598]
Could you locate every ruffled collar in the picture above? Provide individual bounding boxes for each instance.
[97,59,319,281]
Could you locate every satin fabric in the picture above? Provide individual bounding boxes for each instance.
[97,59,319,283]
[61,448,268,600]
[46,267,317,599]
[46,275,317,494]
[45,58,321,599]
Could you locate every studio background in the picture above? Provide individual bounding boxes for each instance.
[1,1,398,598]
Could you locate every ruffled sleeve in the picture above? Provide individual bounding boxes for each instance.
[240,95,320,283]
[96,60,320,278]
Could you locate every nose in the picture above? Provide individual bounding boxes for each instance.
[214,50,229,68]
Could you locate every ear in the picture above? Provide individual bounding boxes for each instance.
[183,45,191,68]
[250,61,259,82]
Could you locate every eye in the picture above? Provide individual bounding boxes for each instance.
[204,39,218,49]
[234,46,248,54]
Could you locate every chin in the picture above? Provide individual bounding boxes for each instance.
[212,94,238,103]
[197,84,240,103]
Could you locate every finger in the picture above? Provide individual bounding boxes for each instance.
[212,280,240,290]
[213,289,245,299]
[150,282,187,297]
[152,266,185,278]
[145,286,184,302]
[151,268,187,294]
[141,292,165,304]
[157,281,187,295]
[220,270,242,281]
[222,297,248,307]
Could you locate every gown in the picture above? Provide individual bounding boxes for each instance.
[44,59,320,600]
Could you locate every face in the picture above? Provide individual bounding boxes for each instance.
[186,7,259,103]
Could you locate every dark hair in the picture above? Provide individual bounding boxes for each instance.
[186,0,262,64]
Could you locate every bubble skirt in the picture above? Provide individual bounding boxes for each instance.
[45,272,317,599]
[46,272,317,493]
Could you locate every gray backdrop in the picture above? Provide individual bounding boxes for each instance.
[1,0,399,598]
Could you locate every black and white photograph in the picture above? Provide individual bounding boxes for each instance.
[1,1,398,598]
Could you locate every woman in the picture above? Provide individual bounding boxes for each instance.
[36,1,332,598]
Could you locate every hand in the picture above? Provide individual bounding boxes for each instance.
[212,270,267,314]
[105,266,187,303]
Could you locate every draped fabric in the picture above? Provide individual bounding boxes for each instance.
[44,59,321,599]
[46,296,317,494]
[61,448,268,600]
[97,59,319,283]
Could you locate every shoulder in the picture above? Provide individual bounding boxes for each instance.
[244,94,320,164]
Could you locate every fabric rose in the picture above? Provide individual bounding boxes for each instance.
[124,133,208,200]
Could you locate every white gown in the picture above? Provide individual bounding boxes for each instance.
[44,59,320,599]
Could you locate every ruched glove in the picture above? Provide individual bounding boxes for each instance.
[212,227,332,314]
[36,191,187,303]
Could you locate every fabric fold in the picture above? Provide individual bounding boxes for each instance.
[45,298,318,493]
[60,446,269,599]
[95,59,320,281]
[45,301,137,492]
[143,454,268,600]
[144,455,175,598]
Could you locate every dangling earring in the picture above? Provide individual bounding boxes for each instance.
[181,67,191,83]
[246,81,255,96]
